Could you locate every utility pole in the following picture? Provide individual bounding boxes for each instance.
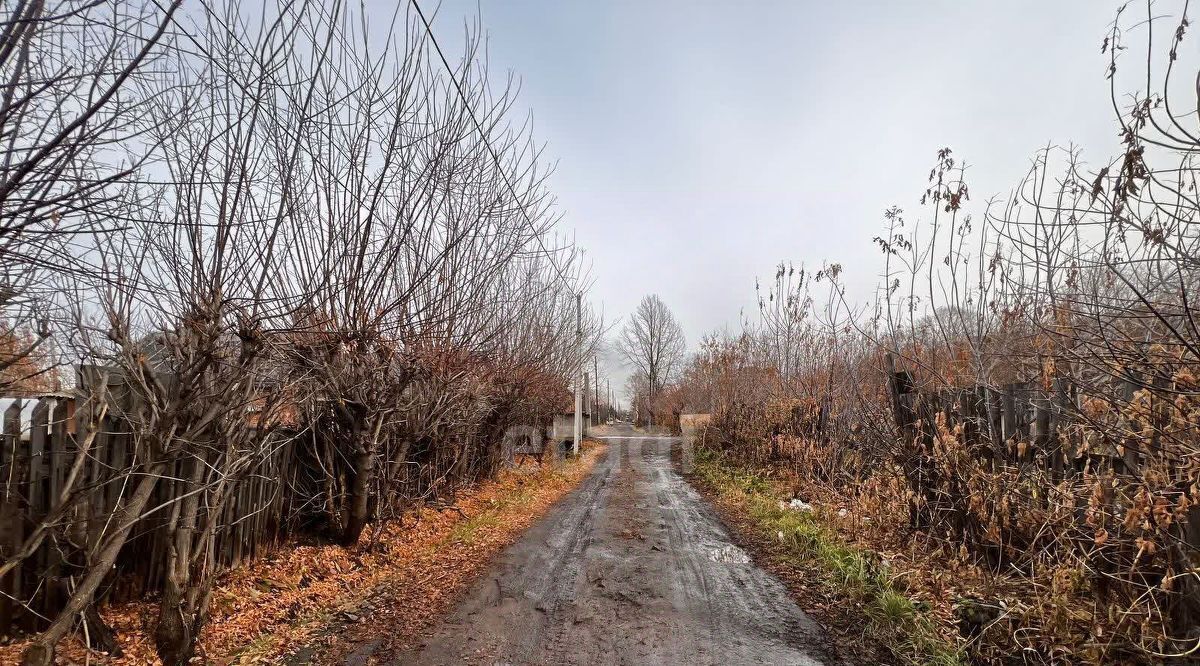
[573,293,582,456]
[593,355,600,425]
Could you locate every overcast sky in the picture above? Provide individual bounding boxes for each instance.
[414,1,1131,398]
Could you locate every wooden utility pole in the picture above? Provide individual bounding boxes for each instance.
[573,293,582,455]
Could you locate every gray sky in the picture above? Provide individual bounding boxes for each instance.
[415,1,1129,397]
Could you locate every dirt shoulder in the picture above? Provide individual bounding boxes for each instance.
[279,443,608,665]
[684,449,962,666]
[686,468,889,665]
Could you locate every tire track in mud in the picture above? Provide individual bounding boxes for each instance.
[384,429,837,665]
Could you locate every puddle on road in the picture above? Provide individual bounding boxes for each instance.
[707,544,751,564]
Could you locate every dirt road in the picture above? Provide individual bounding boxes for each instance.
[389,429,835,665]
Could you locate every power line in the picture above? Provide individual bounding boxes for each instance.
[409,0,579,298]
[411,0,588,452]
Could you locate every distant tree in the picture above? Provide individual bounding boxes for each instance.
[617,294,686,424]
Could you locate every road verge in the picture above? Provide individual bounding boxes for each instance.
[0,443,606,665]
[688,447,963,666]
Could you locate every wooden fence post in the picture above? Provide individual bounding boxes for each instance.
[1032,393,1051,469]
[1049,378,1069,479]
[0,400,22,630]
[1118,373,1141,476]
[1001,384,1017,462]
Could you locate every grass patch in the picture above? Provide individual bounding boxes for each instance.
[448,512,502,544]
[693,447,963,666]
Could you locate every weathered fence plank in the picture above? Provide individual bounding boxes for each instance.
[0,395,300,636]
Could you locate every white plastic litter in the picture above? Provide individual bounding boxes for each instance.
[779,498,813,512]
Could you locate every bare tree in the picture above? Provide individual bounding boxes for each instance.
[19,0,320,661]
[617,294,686,424]
[678,1,1200,659]
[0,0,182,394]
[0,0,185,659]
[273,5,599,548]
[1,1,600,660]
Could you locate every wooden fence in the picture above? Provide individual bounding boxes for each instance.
[885,361,1200,641]
[886,358,1200,544]
[0,396,297,634]
[886,363,1153,477]
[0,386,549,637]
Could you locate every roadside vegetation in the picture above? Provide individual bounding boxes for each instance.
[0,444,605,664]
[0,1,605,663]
[660,3,1200,663]
[692,447,962,666]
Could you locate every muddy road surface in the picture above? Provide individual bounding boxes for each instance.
[389,428,835,665]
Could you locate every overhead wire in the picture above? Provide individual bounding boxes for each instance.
[409,0,580,298]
